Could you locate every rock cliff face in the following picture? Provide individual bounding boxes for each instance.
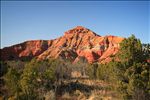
[1,40,52,60]
[1,26,124,63]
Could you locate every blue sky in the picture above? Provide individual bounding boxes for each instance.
[1,1,149,48]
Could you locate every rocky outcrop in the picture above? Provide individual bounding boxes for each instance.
[1,40,52,60]
[1,26,124,63]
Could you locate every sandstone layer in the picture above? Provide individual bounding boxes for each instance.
[1,26,124,63]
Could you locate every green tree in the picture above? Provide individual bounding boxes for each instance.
[5,68,21,99]
[19,60,39,99]
[97,35,150,100]
[142,43,150,60]
[112,35,150,100]
[117,34,143,63]
[19,59,59,99]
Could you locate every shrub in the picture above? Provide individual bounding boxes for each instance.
[4,68,21,99]
[0,61,8,77]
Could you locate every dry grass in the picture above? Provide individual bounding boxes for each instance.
[55,79,120,100]
[44,90,56,100]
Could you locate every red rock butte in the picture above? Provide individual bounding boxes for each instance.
[1,26,124,63]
